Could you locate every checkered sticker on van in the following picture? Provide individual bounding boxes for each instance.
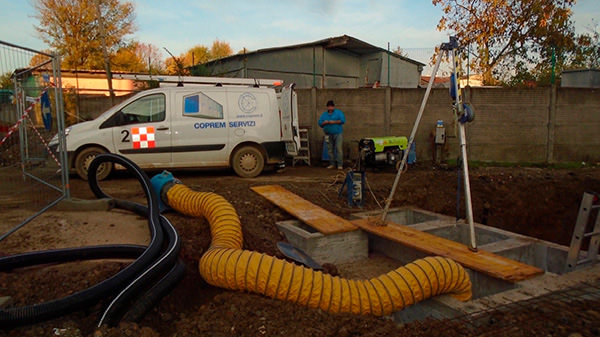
[131,126,155,149]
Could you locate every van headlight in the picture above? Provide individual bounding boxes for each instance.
[48,127,70,147]
[49,134,58,146]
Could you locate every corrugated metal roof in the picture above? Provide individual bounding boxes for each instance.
[199,35,425,67]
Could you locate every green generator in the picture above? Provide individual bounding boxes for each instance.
[358,136,409,170]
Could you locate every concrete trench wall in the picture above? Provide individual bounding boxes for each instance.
[275,206,591,322]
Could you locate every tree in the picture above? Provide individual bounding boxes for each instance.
[112,44,145,72]
[432,0,576,85]
[210,40,233,60]
[135,42,165,74]
[570,22,600,69]
[112,42,165,73]
[0,73,13,89]
[165,40,234,75]
[28,50,54,68]
[165,54,190,76]
[185,45,211,66]
[34,0,136,70]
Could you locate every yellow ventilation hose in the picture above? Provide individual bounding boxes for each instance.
[166,183,472,316]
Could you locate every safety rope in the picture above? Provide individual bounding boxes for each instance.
[0,83,55,147]
[25,116,61,167]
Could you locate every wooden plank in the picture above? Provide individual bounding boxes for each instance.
[351,217,544,283]
[251,185,357,235]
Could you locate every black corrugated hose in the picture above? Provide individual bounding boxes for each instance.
[0,154,185,329]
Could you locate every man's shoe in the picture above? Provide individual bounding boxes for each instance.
[337,165,343,170]
[326,165,335,169]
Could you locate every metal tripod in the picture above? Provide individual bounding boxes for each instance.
[380,36,478,252]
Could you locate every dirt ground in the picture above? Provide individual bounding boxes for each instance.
[1,163,600,336]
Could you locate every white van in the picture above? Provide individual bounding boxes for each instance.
[50,78,300,180]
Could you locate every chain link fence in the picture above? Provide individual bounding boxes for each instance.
[0,40,69,241]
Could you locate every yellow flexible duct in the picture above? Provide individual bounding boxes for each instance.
[166,183,472,316]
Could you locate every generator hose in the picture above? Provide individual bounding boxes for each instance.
[163,183,472,316]
[0,154,183,328]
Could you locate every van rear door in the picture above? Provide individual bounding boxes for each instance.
[279,83,300,156]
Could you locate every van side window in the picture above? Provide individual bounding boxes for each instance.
[183,92,223,119]
[120,93,166,125]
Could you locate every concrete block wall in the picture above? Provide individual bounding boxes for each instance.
[297,87,600,164]
[466,87,550,162]
[554,88,600,162]
[65,86,600,164]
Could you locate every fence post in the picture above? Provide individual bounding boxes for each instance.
[53,53,70,199]
[546,85,557,164]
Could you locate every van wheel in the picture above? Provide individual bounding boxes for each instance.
[75,147,113,181]
[232,146,264,178]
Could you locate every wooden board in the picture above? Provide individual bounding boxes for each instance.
[351,217,544,283]
[251,185,358,235]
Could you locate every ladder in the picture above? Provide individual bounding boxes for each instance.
[292,128,310,166]
[565,191,600,273]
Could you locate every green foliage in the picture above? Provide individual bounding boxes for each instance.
[34,0,135,70]
[112,42,165,73]
[0,72,13,89]
[210,40,233,60]
[570,23,600,69]
[432,0,577,85]
[166,40,234,75]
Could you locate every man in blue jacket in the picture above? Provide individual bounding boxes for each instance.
[318,100,346,169]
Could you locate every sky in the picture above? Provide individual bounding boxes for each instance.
[0,0,598,65]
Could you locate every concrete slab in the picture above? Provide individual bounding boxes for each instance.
[350,207,600,323]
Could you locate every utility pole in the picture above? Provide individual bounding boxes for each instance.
[95,0,115,105]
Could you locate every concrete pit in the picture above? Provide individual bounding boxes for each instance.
[277,207,600,323]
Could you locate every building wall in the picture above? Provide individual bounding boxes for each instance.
[554,87,600,161]
[205,46,420,89]
[380,53,422,88]
[298,87,600,164]
[561,70,600,88]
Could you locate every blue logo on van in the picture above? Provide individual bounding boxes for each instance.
[194,122,226,129]
[238,93,257,113]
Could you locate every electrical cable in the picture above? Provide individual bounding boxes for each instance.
[0,154,184,328]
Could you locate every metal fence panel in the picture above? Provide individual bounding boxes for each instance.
[0,40,69,241]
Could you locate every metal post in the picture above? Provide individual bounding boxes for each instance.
[551,46,556,85]
[387,42,391,87]
[53,54,70,199]
[380,51,444,224]
[467,44,470,87]
[322,47,326,88]
[15,76,26,177]
[451,49,477,252]
[313,47,316,88]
